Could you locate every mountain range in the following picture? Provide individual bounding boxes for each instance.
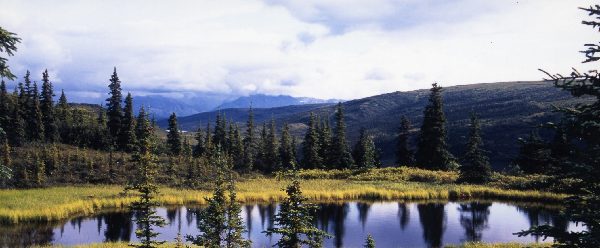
[160,81,592,169]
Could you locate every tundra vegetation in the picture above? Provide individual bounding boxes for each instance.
[0,3,599,248]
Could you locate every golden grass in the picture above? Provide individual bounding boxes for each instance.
[0,176,567,224]
[444,242,552,248]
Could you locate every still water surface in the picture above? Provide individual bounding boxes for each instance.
[1,201,582,248]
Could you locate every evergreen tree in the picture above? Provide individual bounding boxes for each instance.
[264,118,280,173]
[55,90,71,142]
[458,113,491,184]
[257,122,268,172]
[516,6,600,246]
[204,122,215,159]
[352,128,376,169]
[119,93,136,151]
[127,111,166,248]
[230,124,245,171]
[106,68,123,143]
[135,107,151,151]
[9,88,25,146]
[514,131,550,174]
[243,107,256,171]
[318,118,333,168]
[25,76,44,141]
[40,70,58,143]
[166,112,182,155]
[264,175,330,247]
[279,123,296,170]
[0,129,11,188]
[0,81,11,131]
[364,234,376,248]
[187,150,250,247]
[396,116,415,166]
[302,113,322,169]
[331,103,354,169]
[224,176,251,248]
[193,127,206,157]
[415,83,453,170]
[213,112,227,148]
[0,26,21,80]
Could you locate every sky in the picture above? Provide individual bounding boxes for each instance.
[0,0,598,101]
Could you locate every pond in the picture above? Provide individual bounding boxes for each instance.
[0,201,583,248]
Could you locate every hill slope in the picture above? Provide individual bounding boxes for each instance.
[168,81,590,169]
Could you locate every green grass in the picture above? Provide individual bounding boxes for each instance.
[445,242,552,248]
[0,173,567,224]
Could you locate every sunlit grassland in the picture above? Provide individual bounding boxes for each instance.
[0,172,567,224]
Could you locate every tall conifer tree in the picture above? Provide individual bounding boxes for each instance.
[127,110,165,248]
[279,123,296,170]
[353,128,376,169]
[331,103,354,169]
[243,106,256,171]
[40,70,58,142]
[166,112,182,155]
[415,83,453,170]
[119,93,136,151]
[458,113,491,183]
[396,116,414,166]
[302,112,322,169]
[106,68,123,143]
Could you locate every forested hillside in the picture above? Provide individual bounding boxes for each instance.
[170,81,592,168]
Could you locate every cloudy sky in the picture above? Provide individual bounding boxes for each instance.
[0,0,597,101]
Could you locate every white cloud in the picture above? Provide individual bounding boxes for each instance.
[0,0,598,101]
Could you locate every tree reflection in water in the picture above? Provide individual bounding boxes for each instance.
[316,203,349,248]
[398,203,410,230]
[418,203,446,248]
[458,202,491,242]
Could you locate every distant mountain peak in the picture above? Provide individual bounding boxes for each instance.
[215,94,340,110]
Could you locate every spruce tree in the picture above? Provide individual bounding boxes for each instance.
[364,234,376,248]
[396,115,414,166]
[204,122,215,159]
[119,93,136,151]
[230,124,245,170]
[265,118,280,173]
[279,123,296,170]
[224,176,251,248]
[24,74,44,141]
[40,70,58,143]
[353,128,376,169]
[264,175,330,247]
[213,112,227,148]
[415,83,453,170]
[243,107,256,171]
[193,127,206,157]
[127,110,165,248]
[318,118,333,168]
[9,87,25,146]
[331,103,354,169]
[515,6,600,246]
[166,112,182,155]
[257,122,268,172]
[106,68,123,143]
[458,113,491,184]
[514,131,550,174]
[0,129,11,188]
[55,90,72,143]
[135,107,150,151]
[0,26,21,80]
[302,112,322,169]
[187,150,250,247]
[0,81,10,131]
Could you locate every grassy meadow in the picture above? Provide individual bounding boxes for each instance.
[0,168,566,224]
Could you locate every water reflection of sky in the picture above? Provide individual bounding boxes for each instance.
[5,201,585,248]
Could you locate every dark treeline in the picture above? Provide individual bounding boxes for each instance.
[0,62,578,190]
